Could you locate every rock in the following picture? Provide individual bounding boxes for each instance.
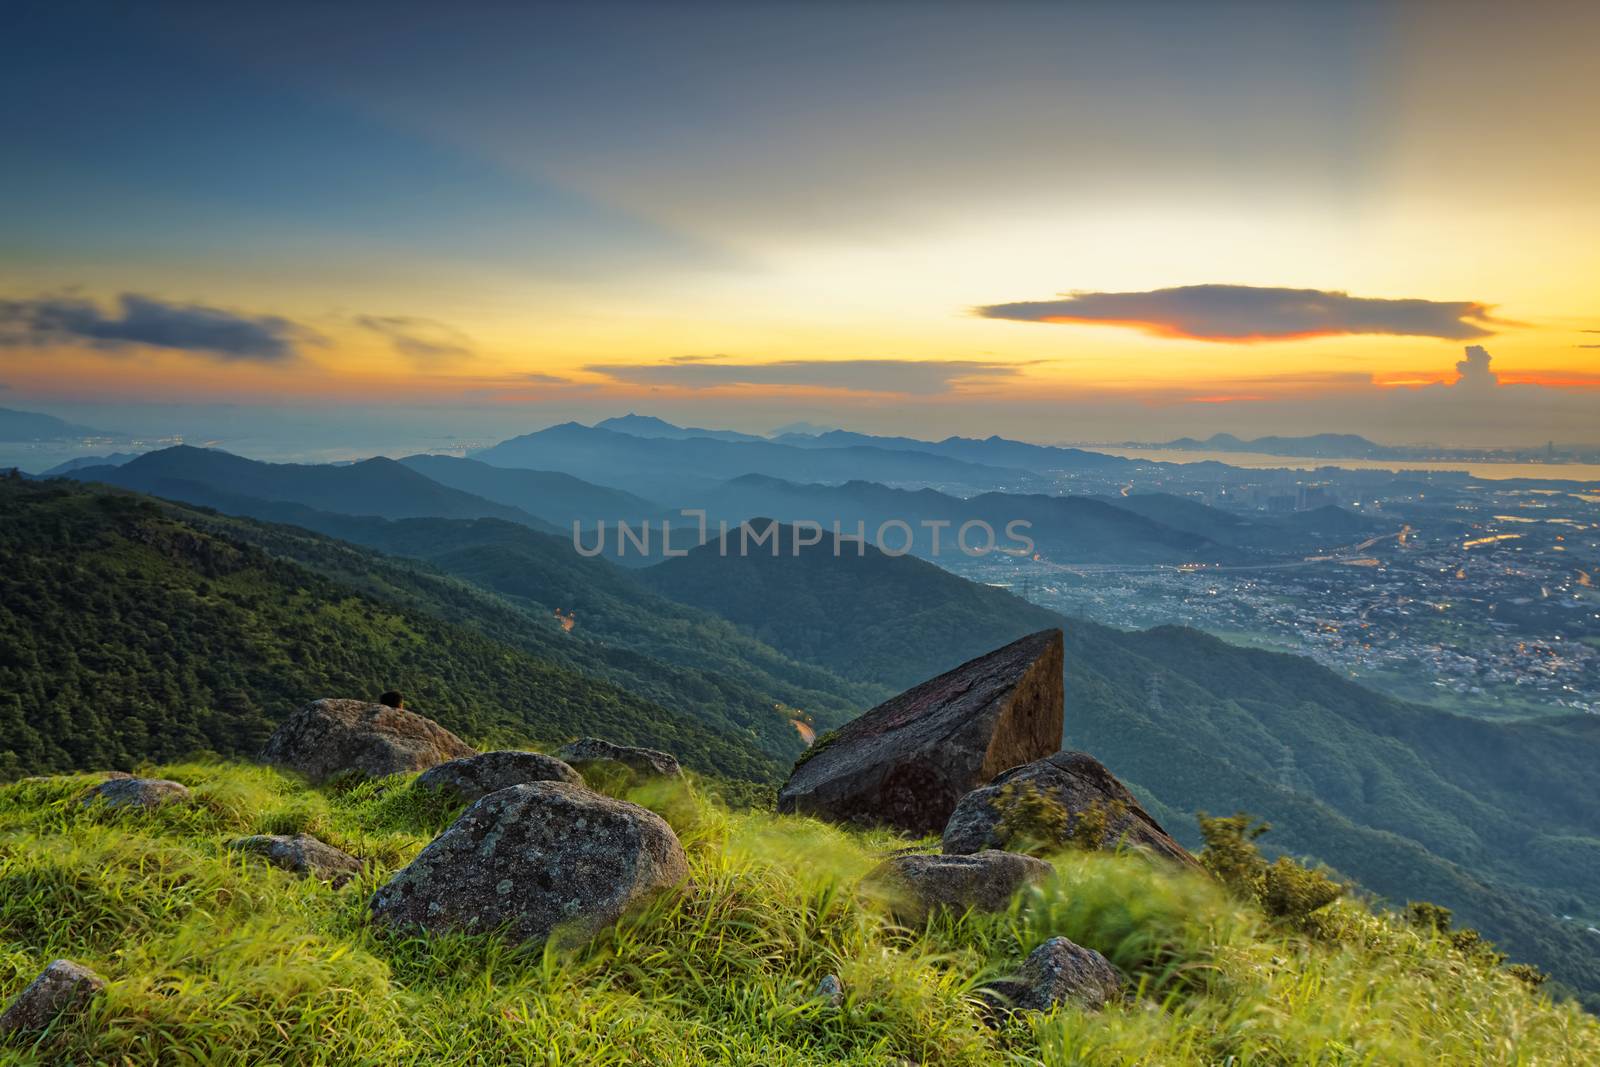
[414,751,583,804]
[867,850,1052,922]
[554,737,682,779]
[260,698,476,783]
[229,833,363,887]
[981,936,1123,1016]
[778,629,1064,835]
[814,973,844,1007]
[370,781,688,944]
[0,959,105,1037]
[941,750,1198,868]
[81,776,189,809]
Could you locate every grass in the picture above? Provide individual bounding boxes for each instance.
[1,762,1597,1065]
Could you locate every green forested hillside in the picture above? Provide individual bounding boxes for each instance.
[55,456,882,748]
[641,527,1600,1004]
[0,477,779,783]
[147,502,882,747]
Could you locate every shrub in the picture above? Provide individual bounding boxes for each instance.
[1198,811,1344,934]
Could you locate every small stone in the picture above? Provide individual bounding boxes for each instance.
[229,833,363,887]
[554,737,682,778]
[980,936,1123,1018]
[81,777,189,810]
[814,973,844,1007]
[867,850,1052,923]
[0,959,105,1037]
[414,751,583,805]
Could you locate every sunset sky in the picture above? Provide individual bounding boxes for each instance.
[3,1,1599,449]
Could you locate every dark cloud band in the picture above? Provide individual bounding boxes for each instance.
[976,284,1506,342]
[0,292,315,361]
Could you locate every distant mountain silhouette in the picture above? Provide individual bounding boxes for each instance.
[471,422,1033,499]
[62,445,553,528]
[36,452,143,476]
[689,475,1237,563]
[0,406,114,442]
[768,428,1134,471]
[594,413,764,443]
[1143,432,1389,458]
[766,420,839,437]
[398,454,659,527]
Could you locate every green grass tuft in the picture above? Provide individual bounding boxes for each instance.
[1,763,1595,1065]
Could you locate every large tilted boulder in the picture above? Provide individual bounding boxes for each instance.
[414,751,584,805]
[867,850,1053,922]
[260,698,476,783]
[229,833,364,887]
[0,959,105,1037]
[554,737,681,778]
[942,750,1198,868]
[981,937,1123,1016]
[81,777,190,809]
[778,629,1064,835]
[369,781,688,944]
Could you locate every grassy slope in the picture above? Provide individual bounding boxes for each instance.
[0,479,778,783]
[638,534,1600,1002]
[1,763,1595,1066]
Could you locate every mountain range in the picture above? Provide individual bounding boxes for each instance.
[470,422,1041,498]
[67,445,555,530]
[21,416,1600,1001]
[0,406,114,442]
[594,413,766,443]
[1138,432,1390,458]
[769,427,1135,471]
[54,443,1378,567]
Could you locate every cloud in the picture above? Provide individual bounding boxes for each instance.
[355,315,473,362]
[975,284,1508,342]
[520,372,570,384]
[1453,344,1498,389]
[0,292,316,360]
[1579,344,1600,349]
[584,356,1035,394]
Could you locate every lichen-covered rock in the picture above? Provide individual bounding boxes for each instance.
[867,849,1052,922]
[554,737,681,778]
[230,833,363,886]
[260,698,476,783]
[981,936,1123,1015]
[369,781,688,944]
[81,776,189,809]
[941,750,1198,868]
[0,959,105,1037]
[778,630,1063,835]
[414,751,583,804]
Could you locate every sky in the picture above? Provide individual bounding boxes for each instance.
[2,0,1599,452]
